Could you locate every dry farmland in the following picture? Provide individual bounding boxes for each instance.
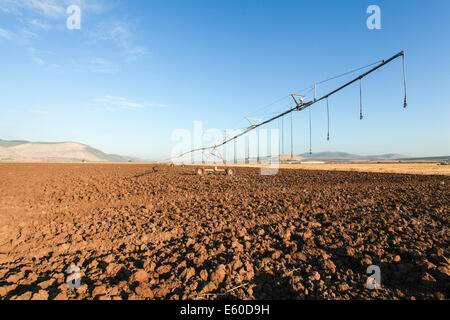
[0,163,448,300]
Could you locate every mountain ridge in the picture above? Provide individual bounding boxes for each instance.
[299,151,409,160]
[0,139,139,162]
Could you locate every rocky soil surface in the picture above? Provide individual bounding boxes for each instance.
[0,163,448,300]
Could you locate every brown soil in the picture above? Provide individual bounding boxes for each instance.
[0,163,448,300]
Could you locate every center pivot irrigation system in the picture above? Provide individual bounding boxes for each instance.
[171,51,408,175]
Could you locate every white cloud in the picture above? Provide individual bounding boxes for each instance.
[32,57,45,65]
[88,58,118,74]
[92,95,165,109]
[0,0,104,19]
[124,45,148,63]
[20,28,39,40]
[0,28,13,39]
[0,0,22,15]
[120,101,144,108]
[27,0,65,18]
[0,0,64,19]
[28,19,50,30]
[1,1,147,70]
[106,95,126,101]
[89,20,148,63]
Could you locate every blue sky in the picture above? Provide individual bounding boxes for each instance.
[0,0,449,160]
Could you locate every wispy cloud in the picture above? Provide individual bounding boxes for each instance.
[0,1,74,66]
[28,47,54,67]
[0,28,13,39]
[0,0,104,19]
[28,19,50,30]
[1,1,147,70]
[88,58,119,74]
[32,57,45,65]
[89,20,148,63]
[93,95,165,109]
[0,0,65,18]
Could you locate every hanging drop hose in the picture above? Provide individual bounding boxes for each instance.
[360,78,363,120]
[309,108,312,155]
[403,53,407,108]
[326,98,330,141]
[290,112,293,159]
[278,118,281,158]
[281,115,284,155]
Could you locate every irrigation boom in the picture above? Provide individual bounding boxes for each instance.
[174,50,407,161]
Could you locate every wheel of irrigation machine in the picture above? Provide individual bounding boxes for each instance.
[225,168,235,176]
[196,168,205,176]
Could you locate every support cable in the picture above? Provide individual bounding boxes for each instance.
[316,60,383,86]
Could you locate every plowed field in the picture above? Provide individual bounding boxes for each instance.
[0,163,448,300]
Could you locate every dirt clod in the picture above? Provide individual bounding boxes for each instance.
[131,270,149,283]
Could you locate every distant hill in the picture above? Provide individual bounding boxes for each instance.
[0,140,29,148]
[397,155,450,162]
[0,139,139,162]
[299,151,409,160]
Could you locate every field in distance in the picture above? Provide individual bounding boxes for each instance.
[184,162,450,176]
